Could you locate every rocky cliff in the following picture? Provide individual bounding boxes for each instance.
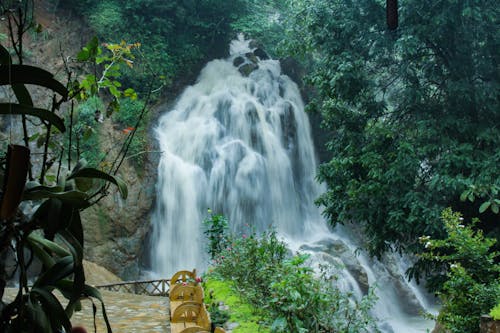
[1,0,158,280]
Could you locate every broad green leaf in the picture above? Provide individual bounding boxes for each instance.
[53,279,83,316]
[83,285,113,333]
[77,48,90,61]
[0,65,68,98]
[0,47,32,106]
[23,187,89,206]
[479,201,491,214]
[27,298,51,333]
[460,190,468,202]
[27,237,57,268]
[12,83,34,106]
[108,84,120,98]
[0,103,66,132]
[59,229,85,306]
[71,159,89,174]
[67,167,128,199]
[31,287,72,333]
[28,232,71,257]
[33,256,74,288]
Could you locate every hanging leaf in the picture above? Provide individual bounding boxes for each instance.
[479,201,491,214]
[28,232,71,258]
[33,256,74,288]
[23,187,89,206]
[0,103,66,132]
[83,285,113,333]
[31,287,72,333]
[67,167,128,199]
[28,237,57,268]
[27,298,51,332]
[0,65,68,99]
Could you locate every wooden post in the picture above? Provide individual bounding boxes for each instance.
[387,0,398,30]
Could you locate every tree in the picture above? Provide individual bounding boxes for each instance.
[283,0,499,266]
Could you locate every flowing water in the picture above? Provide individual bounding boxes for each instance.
[149,36,436,332]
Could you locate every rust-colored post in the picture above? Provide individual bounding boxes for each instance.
[0,145,30,220]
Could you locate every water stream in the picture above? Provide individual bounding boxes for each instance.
[149,36,436,332]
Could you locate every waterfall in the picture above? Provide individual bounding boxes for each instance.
[149,35,436,332]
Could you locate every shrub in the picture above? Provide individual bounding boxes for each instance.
[419,208,500,333]
[203,210,229,260]
[490,304,500,320]
[208,228,378,332]
[203,277,269,333]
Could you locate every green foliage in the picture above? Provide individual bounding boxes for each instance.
[203,277,269,333]
[461,184,500,215]
[74,37,139,107]
[212,230,287,307]
[490,304,500,320]
[204,283,231,327]
[283,0,500,261]
[73,96,104,167]
[267,254,377,333]
[112,98,148,170]
[418,209,500,332]
[231,0,287,56]
[63,0,253,90]
[208,228,378,332]
[203,209,229,260]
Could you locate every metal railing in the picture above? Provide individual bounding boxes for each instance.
[95,279,171,296]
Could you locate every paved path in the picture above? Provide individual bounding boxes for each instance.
[4,288,170,332]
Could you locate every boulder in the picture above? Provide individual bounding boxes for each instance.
[245,52,258,64]
[253,48,269,60]
[238,63,258,77]
[233,56,245,67]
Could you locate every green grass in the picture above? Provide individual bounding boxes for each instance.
[203,276,270,333]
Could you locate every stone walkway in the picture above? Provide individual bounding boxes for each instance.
[4,288,170,332]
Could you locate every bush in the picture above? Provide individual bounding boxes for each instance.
[207,227,378,332]
[203,210,229,260]
[419,208,500,332]
[203,277,269,333]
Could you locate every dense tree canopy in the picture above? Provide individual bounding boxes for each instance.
[284,0,499,259]
[62,0,255,89]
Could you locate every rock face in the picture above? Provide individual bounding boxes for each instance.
[81,122,157,280]
[480,316,500,333]
[5,1,158,281]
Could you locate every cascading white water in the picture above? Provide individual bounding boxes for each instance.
[150,35,436,332]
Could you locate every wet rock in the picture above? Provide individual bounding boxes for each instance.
[238,63,258,77]
[245,52,258,64]
[253,48,269,60]
[233,56,245,67]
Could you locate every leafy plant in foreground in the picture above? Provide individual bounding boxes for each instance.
[0,1,149,331]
